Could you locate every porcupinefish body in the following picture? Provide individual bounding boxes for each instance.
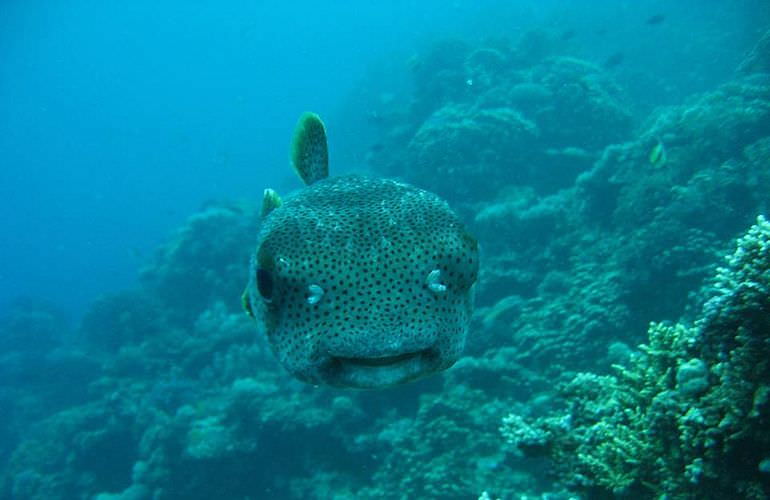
[243,113,479,389]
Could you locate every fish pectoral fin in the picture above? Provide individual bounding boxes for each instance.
[290,112,329,185]
[261,188,282,217]
[241,288,255,319]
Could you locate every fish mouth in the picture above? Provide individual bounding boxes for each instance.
[322,348,442,389]
[336,351,424,367]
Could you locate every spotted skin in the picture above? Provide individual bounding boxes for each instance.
[245,174,478,388]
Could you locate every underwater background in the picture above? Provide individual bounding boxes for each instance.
[2,0,770,498]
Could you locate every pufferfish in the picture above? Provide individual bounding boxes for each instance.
[243,113,479,389]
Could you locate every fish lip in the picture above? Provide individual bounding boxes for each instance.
[320,348,442,388]
[333,350,426,367]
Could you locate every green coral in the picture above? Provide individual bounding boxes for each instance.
[384,33,635,203]
[358,384,525,500]
[407,103,539,200]
[502,217,770,498]
[139,203,259,326]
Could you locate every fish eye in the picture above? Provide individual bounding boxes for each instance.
[256,268,274,301]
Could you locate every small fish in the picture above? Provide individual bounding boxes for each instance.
[603,52,625,69]
[649,138,667,167]
[560,29,576,41]
[646,14,665,25]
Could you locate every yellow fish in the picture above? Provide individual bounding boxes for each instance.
[649,138,667,167]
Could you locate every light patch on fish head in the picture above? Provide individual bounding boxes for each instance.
[246,175,478,389]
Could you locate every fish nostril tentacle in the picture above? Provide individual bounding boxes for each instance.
[306,284,325,305]
[426,269,447,294]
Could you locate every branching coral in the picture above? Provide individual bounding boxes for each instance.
[502,216,770,498]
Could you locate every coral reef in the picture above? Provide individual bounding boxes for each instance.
[502,217,770,498]
[0,300,99,477]
[139,202,259,326]
[352,351,555,500]
[80,291,163,353]
[374,34,633,203]
[474,74,770,371]
[408,104,539,200]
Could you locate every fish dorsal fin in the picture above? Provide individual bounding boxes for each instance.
[290,112,328,185]
[261,188,282,217]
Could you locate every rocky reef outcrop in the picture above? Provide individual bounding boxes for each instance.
[373,36,634,203]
